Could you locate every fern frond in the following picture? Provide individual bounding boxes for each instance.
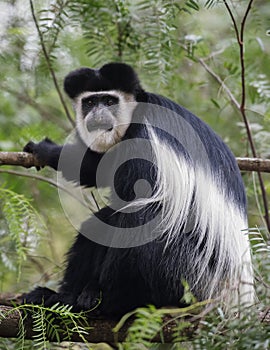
[38,0,70,58]
[123,305,163,349]
[250,75,270,102]
[32,308,48,348]
[11,303,90,345]
[0,187,45,279]
[248,227,270,255]
[135,0,180,85]
[67,0,180,85]
[16,312,27,350]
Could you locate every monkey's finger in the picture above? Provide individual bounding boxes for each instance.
[23,141,36,153]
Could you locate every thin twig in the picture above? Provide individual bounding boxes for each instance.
[0,169,92,211]
[223,0,240,41]
[197,57,240,110]
[178,42,240,109]
[240,0,254,112]
[29,0,75,127]
[240,0,254,46]
[223,0,270,231]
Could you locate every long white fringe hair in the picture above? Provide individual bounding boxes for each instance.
[133,124,254,308]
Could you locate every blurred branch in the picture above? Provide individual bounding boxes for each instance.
[0,151,270,173]
[29,0,75,127]
[2,85,71,132]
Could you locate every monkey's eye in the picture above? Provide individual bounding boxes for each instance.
[106,99,115,106]
[82,97,95,108]
[87,98,94,106]
[104,96,118,107]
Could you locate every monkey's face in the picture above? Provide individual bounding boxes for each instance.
[74,91,137,153]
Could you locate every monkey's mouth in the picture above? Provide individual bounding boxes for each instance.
[86,121,114,132]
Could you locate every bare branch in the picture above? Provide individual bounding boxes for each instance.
[0,152,39,168]
[237,158,270,174]
[0,151,270,174]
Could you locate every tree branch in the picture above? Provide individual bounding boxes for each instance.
[0,152,40,168]
[0,305,132,343]
[0,151,270,173]
[237,157,270,173]
[2,85,71,132]
[0,301,269,343]
[0,304,178,343]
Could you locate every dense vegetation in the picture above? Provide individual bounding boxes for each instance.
[0,0,270,348]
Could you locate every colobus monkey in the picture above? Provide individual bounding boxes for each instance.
[23,62,254,316]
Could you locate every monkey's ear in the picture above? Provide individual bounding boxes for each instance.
[64,63,144,99]
[64,68,96,99]
[99,63,141,94]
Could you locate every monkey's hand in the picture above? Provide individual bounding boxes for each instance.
[23,138,61,171]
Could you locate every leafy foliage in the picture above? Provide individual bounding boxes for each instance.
[66,0,181,84]
[193,306,270,350]
[38,0,70,58]
[67,0,138,64]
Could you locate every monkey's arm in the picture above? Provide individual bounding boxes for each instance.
[23,138,102,187]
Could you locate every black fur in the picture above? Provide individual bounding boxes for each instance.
[64,62,144,99]
[22,63,247,317]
